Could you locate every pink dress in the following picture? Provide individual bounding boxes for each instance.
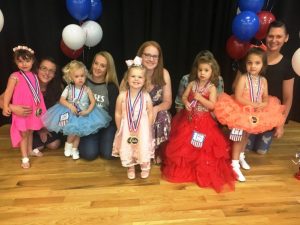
[112,91,154,169]
[10,71,46,147]
[214,75,285,134]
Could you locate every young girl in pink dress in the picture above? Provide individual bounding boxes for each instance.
[214,47,285,182]
[112,56,154,179]
[162,55,236,192]
[2,46,46,169]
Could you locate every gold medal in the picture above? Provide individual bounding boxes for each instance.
[127,135,139,145]
[249,115,259,125]
[35,108,42,117]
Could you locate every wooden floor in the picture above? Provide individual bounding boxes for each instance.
[0,123,300,225]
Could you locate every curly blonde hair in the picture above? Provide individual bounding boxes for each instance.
[62,60,88,84]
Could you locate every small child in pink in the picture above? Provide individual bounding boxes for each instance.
[2,46,46,169]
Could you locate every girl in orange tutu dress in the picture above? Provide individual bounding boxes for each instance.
[162,55,236,192]
[214,47,285,182]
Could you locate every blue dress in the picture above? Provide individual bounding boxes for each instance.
[43,84,111,137]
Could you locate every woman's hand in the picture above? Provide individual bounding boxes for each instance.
[3,104,32,117]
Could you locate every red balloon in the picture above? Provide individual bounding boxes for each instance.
[226,35,250,60]
[60,39,83,59]
[255,11,276,40]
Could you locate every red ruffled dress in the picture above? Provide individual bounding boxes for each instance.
[162,82,236,192]
[214,74,285,134]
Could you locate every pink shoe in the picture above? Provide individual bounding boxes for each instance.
[141,170,150,179]
[127,166,135,180]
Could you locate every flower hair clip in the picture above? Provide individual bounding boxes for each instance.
[125,56,143,68]
[13,45,35,54]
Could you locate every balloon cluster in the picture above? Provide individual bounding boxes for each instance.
[0,9,4,32]
[61,0,103,59]
[226,0,275,60]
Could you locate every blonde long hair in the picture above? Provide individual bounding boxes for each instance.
[91,51,119,88]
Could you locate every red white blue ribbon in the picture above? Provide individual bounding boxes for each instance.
[126,89,143,133]
[247,73,261,103]
[19,70,41,105]
[189,81,210,108]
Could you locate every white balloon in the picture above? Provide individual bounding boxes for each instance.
[0,10,4,32]
[62,24,86,50]
[81,20,103,47]
[292,48,300,76]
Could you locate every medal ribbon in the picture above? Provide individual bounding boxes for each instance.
[71,84,84,105]
[247,73,261,103]
[19,70,41,105]
[126,90,144,133]
[189,81,210,107]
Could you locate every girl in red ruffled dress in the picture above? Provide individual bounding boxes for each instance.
[214,47,285,182]
[162,55,236,192]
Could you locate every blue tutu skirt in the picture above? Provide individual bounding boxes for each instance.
[43,104,111,137]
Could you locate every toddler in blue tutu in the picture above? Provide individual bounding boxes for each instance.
[43,60,111,159]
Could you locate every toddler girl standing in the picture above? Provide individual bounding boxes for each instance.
[43,60,111,160]
[2,45,46,168]
[112,57,154,179]
[162,55,236,192]
[214,47,285,181]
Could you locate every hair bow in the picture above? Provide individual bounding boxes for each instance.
[125,56,142,68]
[13,45,35,54]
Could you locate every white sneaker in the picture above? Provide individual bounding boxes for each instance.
[239,152,251,170]
[72,149,80,160]
[64,142,73,157]
[232,160,246,182]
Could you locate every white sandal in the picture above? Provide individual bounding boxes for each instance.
[21,157,30,169]
[29,148,43,157]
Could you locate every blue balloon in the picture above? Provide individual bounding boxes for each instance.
[66,0,91,21]
[238,0,265,13]
[232,11,260,41]
[88,0,103,20]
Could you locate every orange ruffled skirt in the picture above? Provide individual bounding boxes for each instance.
[214,93,285,134]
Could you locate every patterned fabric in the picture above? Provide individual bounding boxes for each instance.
[149,85,171,149]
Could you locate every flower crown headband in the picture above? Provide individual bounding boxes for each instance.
[13,45,35,54]
[125,56,143,68]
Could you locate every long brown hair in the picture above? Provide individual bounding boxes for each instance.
[189,55,220,87]
[136,41,166,86]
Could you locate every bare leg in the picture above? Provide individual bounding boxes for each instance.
[20,131,30,169]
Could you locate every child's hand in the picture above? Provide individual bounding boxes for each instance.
[2,106,11,117]
[78,110,89,116]
[68,104,78,115]
[184,102,192,111]
[194,93,202,102]
[253,102,267,109]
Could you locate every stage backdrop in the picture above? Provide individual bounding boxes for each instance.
[0,0,299,124]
